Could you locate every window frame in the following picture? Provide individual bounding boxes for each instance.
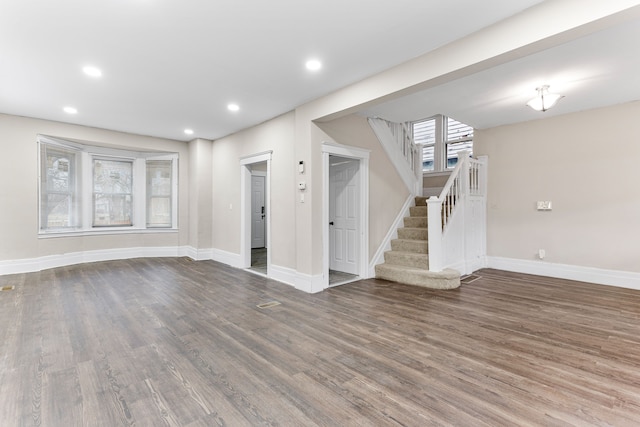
[39,143,80,230]
[37,135,178,237]
[145,158,175,229]
[92,156,135,228]
[444,117,474,170]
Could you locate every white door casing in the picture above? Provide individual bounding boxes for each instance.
[322,141,370,291]
[251,174,266,249]
[240,151,272,272]
[329,157,359,274]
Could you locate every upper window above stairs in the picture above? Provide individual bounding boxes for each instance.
[412,115,473,173]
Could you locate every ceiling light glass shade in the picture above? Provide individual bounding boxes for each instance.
[227,103,240,112]
[526,85,563,112]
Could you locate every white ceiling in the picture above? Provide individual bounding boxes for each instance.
[0,0,545,141]
[361,16,640,129]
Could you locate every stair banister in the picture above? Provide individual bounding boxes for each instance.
[368,117,422,196]
[426,151,468,272]
[427,196,443,271]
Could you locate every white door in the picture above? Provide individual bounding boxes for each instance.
[329,157,359,274]
[251,175,266,248]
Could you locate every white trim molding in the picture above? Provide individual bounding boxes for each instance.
[322,141,371,290]
[210,248,243,268]
[487,256,640,291]
[1,248,333,295]
[240,151,272,273]
[0,246,192,276]
[368,194,414,277]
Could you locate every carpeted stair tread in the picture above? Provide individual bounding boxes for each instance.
[414,196,429,206]
[384,250,429,269]
[375,264,460,289]
[391,238,428,253]
[409,206,427,217]
[375,194,461,290]
[398,227,428,240]
[403,216,427,228]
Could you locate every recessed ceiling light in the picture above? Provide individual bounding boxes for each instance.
[227,103,240,112]
[63,106,78,114]
[305,59,322,71]
[82,66,102,78]
[184,129,194,135]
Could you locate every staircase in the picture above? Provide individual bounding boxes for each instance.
[375,196,461,289]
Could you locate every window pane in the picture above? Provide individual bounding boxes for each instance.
[44,194,71,227]
[422,145,435,172]
[413,118,436,145]
[446,140,473,168]
[148,197,171,227]
[93,159,133,226]
[446,117,474,141]
[94,194,132,226]
[146,160,172,227]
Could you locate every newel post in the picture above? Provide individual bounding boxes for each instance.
[427,196,443,272]
[458,150,470,192]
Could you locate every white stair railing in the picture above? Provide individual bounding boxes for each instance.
[427,151,487,275]
[368,117,422,195]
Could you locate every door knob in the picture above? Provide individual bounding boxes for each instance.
[329,221,334,225]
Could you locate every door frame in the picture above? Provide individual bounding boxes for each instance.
[240,151,272,274]
[322,141,370,288]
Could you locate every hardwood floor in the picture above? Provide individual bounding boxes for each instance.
[2,259,640,426]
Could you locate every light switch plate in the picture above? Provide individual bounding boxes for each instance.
[537,201,552,210]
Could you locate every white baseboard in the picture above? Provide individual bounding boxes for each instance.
[369,194,414,277]
[1,246,327,295]
[445,256,488,276]
[294,272,325,293]
[487,256,640,291]
[210,248,243,267]
[0,246,191,276]
[269,264,298,287]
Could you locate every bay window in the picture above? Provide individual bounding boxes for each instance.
[38,135,178,235]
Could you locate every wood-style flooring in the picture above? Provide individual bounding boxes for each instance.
[1,258,640,426]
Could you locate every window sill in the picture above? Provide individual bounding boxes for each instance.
[38,227,179,239]
[422,170,452,177]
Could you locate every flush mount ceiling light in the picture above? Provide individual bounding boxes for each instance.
[63,106,78,114]
[82,65,102,78]
[227,103,240,112]
[526,85,564,112]
[305,59,322,71]
[184,129,194,135]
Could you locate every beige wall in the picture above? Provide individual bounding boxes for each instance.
[0,113,189,261]
[211,112,297,269]
[423,174,450,189]
[287,2,638,277]
[188,138,213,250]
[316,114,409,260]
[474,101,640,273]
